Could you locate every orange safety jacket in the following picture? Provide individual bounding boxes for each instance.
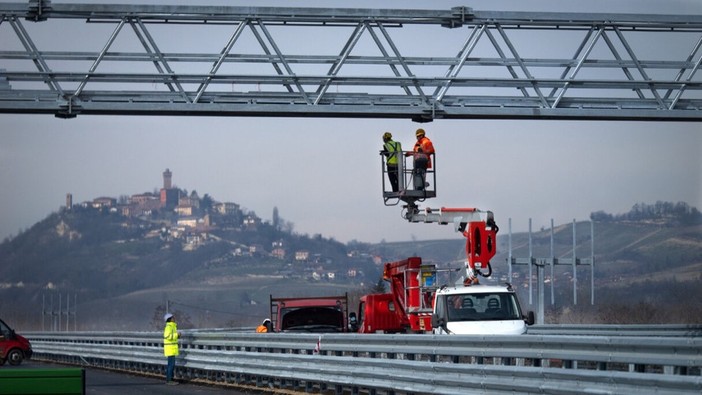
[413,136,435,168]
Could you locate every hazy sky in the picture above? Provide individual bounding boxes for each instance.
[1,0,701,244]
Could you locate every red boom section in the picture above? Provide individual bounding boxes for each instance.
[463,220,498,274]
[382,257,435,332]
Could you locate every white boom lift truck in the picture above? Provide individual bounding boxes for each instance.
[380,150,535,335]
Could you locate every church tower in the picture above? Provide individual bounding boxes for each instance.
[163,168,172,189]
[160,168,179,209]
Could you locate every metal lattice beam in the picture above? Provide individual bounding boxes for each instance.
[1,1,702,120]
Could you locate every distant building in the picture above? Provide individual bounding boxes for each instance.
[163,168,172,189]
[243,215,260,230]
[160,188,180,209]
[271,248,286,260]
[175,204,193,216]
[179,192,200,209]
[295,251,310,262]
[122,192,161,217]
[215,202,239,215]
[177,217,198,228]
[159,168,180,209]
[66,193,73,210]
[249,244,265,256]
[92,197,116,209]
[130,192,159,206]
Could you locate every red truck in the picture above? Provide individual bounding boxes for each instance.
[355,257,437,333]
[353,257,534,335]
[269,294,350,333]
[0,318,32,365]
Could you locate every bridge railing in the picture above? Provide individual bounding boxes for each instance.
[25,328,702,394]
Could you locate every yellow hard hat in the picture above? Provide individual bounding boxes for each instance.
[383,132,392,140]
[415,128,425,137]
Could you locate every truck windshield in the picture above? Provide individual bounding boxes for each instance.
[280,307,345,332]
[445,293,521,322]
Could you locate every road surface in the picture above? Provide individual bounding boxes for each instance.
[3,360,276,394]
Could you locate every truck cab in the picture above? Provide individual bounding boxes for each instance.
[431,284,535,335]
[356,293,405,333]
[0,318,32,365]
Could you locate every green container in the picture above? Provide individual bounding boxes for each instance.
[0,368,85,395]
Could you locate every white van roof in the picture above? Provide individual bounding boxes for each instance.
[436,284,514,295]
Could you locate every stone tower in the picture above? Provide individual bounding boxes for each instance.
[163,168,172,189]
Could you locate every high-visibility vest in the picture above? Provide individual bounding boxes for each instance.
[384,140,402,165]
[256,325,268,333]
[163,321,179,356]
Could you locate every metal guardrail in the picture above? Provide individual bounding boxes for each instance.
[528,324,702,337]
[25,328,702,394]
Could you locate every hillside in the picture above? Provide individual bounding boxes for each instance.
[0,206,381,330]
[1,202,701,330]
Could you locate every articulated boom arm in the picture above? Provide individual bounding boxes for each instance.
[404,207,491,228]
[404,206,499,284]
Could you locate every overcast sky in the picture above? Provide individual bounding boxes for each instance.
[1,0,701,244]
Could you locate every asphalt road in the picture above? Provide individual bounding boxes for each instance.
[3,360,275,394]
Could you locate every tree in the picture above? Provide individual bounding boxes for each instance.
[370,276,387,294]
[201,194,214,212]
[272,206,280,230]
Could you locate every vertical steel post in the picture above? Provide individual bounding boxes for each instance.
[58,293,62,332]
[591,221,595,305]
[550,219,555,305]
[508,218,513,282]
[572,219,577,305]
[537,259,545,325]
[528,218,533,305]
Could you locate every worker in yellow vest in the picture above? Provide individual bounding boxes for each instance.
[163,313,181,385]
[381,132,402,192]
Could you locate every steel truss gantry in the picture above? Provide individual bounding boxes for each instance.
[1,1,701,120]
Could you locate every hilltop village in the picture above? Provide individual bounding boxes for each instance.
[63,169,380,281]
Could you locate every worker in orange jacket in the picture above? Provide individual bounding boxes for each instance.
[412,128,435,168]
[408,128,435,190]
[256,318,273,333]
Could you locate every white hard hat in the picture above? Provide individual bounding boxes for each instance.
[164,313,174,321]
[263,318,271,324]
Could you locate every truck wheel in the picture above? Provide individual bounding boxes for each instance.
[7,349,24,365]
